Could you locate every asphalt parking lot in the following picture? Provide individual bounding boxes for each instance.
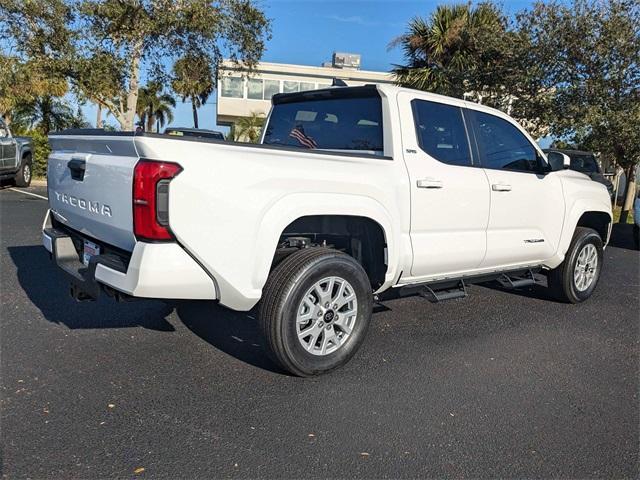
[1,184,638,479]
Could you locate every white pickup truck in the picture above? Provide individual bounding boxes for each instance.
[42,84,612,376]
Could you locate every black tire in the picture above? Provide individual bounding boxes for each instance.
[547,227,603,303]
[259,247,373,377]
[14,154,32,187]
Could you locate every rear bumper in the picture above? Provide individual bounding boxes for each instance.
[42,211,217,301]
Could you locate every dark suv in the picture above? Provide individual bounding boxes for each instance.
[544,149,614,199]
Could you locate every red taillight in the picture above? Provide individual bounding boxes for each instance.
[133,160,182,241]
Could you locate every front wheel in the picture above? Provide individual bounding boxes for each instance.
[14,154,32,187]
[547,227,603,303]
[259,247,373,377]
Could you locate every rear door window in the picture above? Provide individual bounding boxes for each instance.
[263,89,383,154]
[411,99,472,166]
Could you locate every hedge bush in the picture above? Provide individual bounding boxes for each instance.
[29,130,51,177]
[12,128,51,178]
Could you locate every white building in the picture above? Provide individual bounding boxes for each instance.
[216,56,394,127]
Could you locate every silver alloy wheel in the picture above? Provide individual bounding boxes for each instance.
[23,163,31,184]
[573,243,598,291]
[296,276,358,356]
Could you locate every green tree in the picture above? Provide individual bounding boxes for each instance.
[0,0,271,131]
[136,83,175,132]
[172,53,214,129]
[12,96,89,134]
[391,2,553,138]
[0,55,68,125]
[233,112,264,143]
[521,0,640,221]
[391,4,509,95]
[0,0,74,124]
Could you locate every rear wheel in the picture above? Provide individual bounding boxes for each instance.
[14,154,32,187]
[259,247,373,377]
[547,227,603,303]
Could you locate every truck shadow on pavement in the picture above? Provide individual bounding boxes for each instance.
[476,280,553,302]
[172,301,286,374]
[9,245,176,331]
[608,223,638,251]
[9,245,285,374]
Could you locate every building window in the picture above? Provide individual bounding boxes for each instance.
[263,80,280,100]
[300,82,315,92]
[247,78,263,100]
[283,81,299,94]
[317,83,331,89]
[221,76,243,98]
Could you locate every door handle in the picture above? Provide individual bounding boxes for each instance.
[491,183,512,192]
[417,178,443,189]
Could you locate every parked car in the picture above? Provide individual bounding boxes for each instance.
[544,149,614,199]
[42,84,612,376]
[164,128,225,141]
[0,118,33,187]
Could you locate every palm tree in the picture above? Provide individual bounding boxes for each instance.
[390,3,506,98]
[12,96,89,134]
[171,53,214,129]
[136,83,176,132]
[233,112,265,143]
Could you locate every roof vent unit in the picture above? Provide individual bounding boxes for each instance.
[332,52,361,70]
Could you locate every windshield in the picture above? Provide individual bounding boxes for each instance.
[569,153,599,174]
[263,91,383,153]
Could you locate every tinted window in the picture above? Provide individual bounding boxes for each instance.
[263,94,383,153]
[569,153,599,174]
[412,100,472,166]
[469,110,538,172]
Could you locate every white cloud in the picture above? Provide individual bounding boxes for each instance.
[326,14,379,26]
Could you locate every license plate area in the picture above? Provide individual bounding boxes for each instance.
[82,239,101,266]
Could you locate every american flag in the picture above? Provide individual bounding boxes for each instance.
[289,125,318,149]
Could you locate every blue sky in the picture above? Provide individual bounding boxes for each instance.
[90,0,546,132]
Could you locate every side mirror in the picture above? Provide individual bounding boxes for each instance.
[547,151,571,171]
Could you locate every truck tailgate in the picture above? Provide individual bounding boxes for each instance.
[47,135,139,251]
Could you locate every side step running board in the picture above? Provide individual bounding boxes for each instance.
[399,280,468,303]
[497,269,537,289]
[388,266,544,304]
